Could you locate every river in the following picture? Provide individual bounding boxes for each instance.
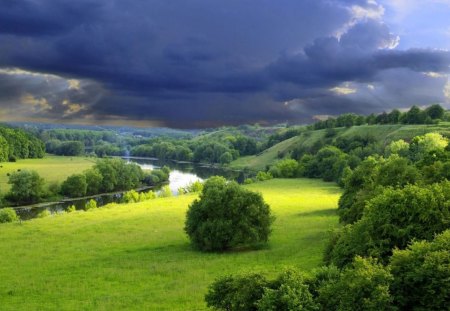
[13,157,250,220]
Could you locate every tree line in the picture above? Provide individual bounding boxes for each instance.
[0,125,45,161]
[1,158,170,206]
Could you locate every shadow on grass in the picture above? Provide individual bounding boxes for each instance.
[297,208,336,217]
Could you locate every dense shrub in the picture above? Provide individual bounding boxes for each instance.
[205,274,269,311]
[85,199,97,210]
[390,230,450,311]
[269,158,299,178]
[318,257,395,311]
[184,176,274,251]
[37,209,51,218]
[0,208,19,223]
[257,270,319,311]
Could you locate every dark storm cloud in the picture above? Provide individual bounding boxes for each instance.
[0,0,449,127]
[0,0,104,36]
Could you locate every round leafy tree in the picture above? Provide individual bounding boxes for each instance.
[184,176,274,252]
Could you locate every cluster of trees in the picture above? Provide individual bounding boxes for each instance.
[132,134,260,164]
[207,230,449,310]
[45,140,85,156]
[0,126,45,161]
[206,131,450,310]
[312,104,445,130]
[60,158,162,198]
[1,158,170,206]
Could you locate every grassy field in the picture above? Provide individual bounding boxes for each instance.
[0,179,340,310]
[0,156,96,192]
[230,123,450,171]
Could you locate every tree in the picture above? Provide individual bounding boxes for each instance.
[6,170,45,204]
[330,182,450,267]
[425,104,444,120]
[184,176,274,251]
[61,174,87,198]
[389,230,450,311]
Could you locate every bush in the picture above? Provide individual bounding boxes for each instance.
[257,269,319,311]
[244,178,255,184]
[158,185,172,198]
[256,171,273,182]
[0,208,19,223]
[84,199,97,210]
[37,209,51,218]
[66,205,76,213]
[205,274,269,311]
[317,257,395,311]
[269,158,299,178]
[184,176,274,251]
[123,189,140,203]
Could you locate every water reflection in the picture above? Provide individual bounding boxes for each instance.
[13,157,252,220]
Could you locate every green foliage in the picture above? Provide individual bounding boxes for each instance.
[386,139,409,157]
[123,189,140,203]
[244,178,255,184]
[390,230,450,311]
[318,257,395,311]
[205,274,269,311]
[158,185,172,198]
[424,104,444,120]
[90,158,144,193]
[185,176,274,251]
[219,152,233,164]
[84,168,102,195]
[37,209,51,218]
[0,208,18,223]
[61,174,87,198]
[330,183,450,267]
[84,199,97,210]
[66,205,76,213]
[6,170,45,204]
[186,180,204,193]
[269,158,299,178]
[257,269,319,311]
[256,171,273,182]
[0,126,45,161]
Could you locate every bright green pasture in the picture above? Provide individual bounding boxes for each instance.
[0,179,340,310]
[0,156,96,192]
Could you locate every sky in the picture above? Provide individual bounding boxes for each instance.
[0,0,449,128]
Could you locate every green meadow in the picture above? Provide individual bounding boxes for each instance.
[0,156,96,192]
[0,179,340,310]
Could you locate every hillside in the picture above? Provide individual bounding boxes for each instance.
[0,179,340,310]
[230,123,450,171]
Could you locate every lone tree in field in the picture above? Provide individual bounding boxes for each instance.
[184,176,274,252]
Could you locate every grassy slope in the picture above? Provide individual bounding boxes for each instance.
[230,123,450,171]
[0,156,96,192]
[0,179,340,310]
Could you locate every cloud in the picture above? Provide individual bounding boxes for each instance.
[0,0,449,127]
